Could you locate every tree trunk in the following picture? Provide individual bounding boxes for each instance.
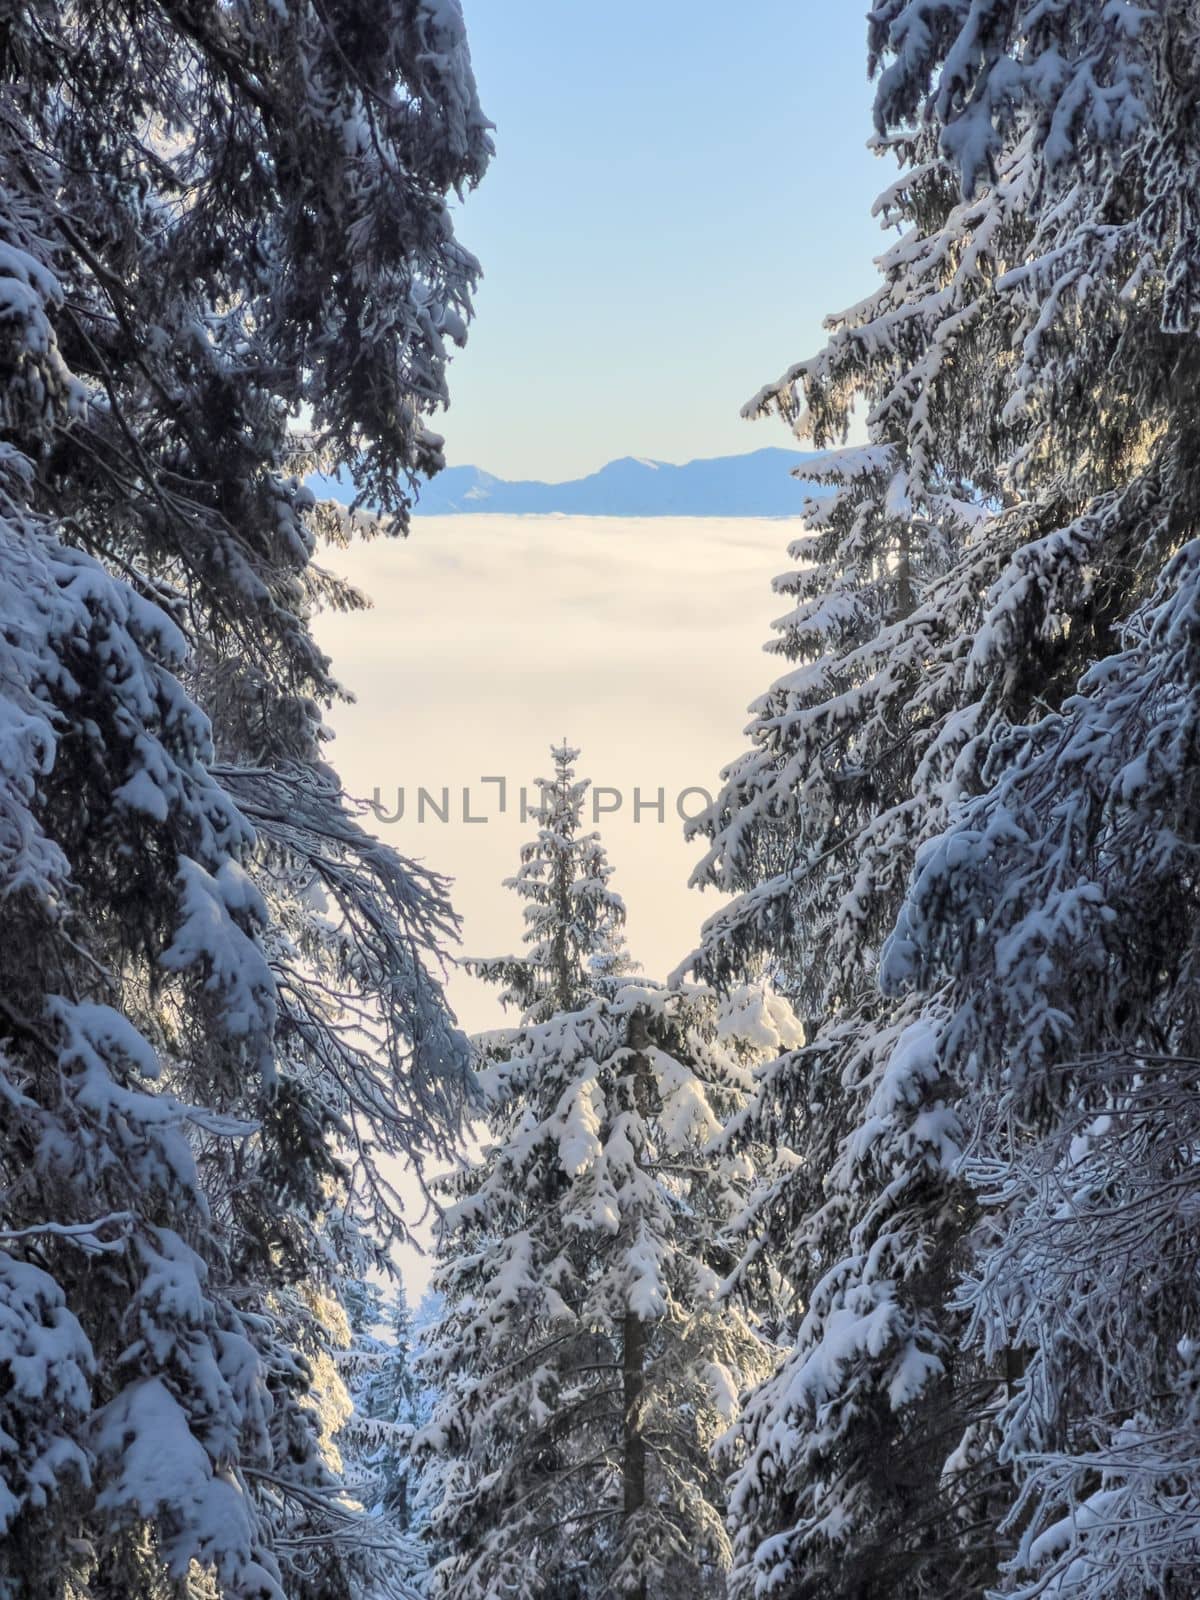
[895,521,915,619]
[622,1307,648,1600]
[620,1007,653,1600]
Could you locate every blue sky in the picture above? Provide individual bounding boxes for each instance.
[441,1,889,480]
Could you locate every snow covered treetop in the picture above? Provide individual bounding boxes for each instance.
[467,744,633,1021]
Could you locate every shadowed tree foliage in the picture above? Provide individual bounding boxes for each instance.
[0,3,489,1595]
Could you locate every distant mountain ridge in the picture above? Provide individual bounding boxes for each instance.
[310,447,822,518]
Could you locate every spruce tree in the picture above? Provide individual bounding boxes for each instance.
[871,5,1200,1596]
[419,758,802,1599]
[688,5,1200,1599]
[0,4,489,1595]
[342,1280,432,1530]
[335,1280,436,1596]
[675,7,1172,1597]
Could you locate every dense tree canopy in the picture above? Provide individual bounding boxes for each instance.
[7,4,1200,1599]
[685,3,1200,1597]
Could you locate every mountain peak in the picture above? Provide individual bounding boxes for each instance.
[311,447,823,518]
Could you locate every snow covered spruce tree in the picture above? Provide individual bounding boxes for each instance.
[868,5,1200,1598]
[337,1280,437,1592]
[418,751,802,1599]
[0,4,488,1597]
[346,1280,438,1525]
[678,5,1189,1596]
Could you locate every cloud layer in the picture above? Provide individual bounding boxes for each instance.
[317,513,796,1031]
